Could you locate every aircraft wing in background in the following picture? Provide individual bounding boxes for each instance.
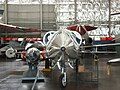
[67,24,97,35]
[79,42,120,54]
[83,43,120,48]
[0,23,41,37]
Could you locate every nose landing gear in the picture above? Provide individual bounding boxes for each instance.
[59,72,67,87]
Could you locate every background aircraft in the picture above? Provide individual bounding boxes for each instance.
[16,40,46,90]
[67,24,98,46]
[67,24,97,37]
[0,22,42,58]
[0,23,41,37]
[0,23,47,89]
[0,38,27,58]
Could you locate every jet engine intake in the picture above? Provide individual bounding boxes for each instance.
[26,47,40,63]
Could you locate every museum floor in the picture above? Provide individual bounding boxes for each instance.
[0,54,120,90]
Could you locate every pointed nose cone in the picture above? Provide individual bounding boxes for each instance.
[44,29,82,59]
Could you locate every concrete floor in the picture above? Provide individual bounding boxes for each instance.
[0,54,120,90]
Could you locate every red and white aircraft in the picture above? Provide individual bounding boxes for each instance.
[0,23,41,58]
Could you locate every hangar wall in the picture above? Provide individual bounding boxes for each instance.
[0,0,120,36]
[1,4,57,31]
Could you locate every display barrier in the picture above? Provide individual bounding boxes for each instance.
[77,52,99,83]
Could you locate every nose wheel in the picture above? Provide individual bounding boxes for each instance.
[59,73,67,88]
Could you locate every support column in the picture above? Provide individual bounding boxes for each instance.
[74,0,77,24]
[4,0,8,24]
[108,0,111,37]
[40,0,43,30]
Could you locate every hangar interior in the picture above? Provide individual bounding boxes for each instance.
[0,0,120,90]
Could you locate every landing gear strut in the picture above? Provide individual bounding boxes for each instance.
[59,47,67,87]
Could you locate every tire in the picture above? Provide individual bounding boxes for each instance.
[59,74,67,88]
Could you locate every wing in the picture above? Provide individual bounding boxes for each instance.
[67,24,97,35]
[83,43,120,48]
[79,43,120,54]
[0,23,41,37]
